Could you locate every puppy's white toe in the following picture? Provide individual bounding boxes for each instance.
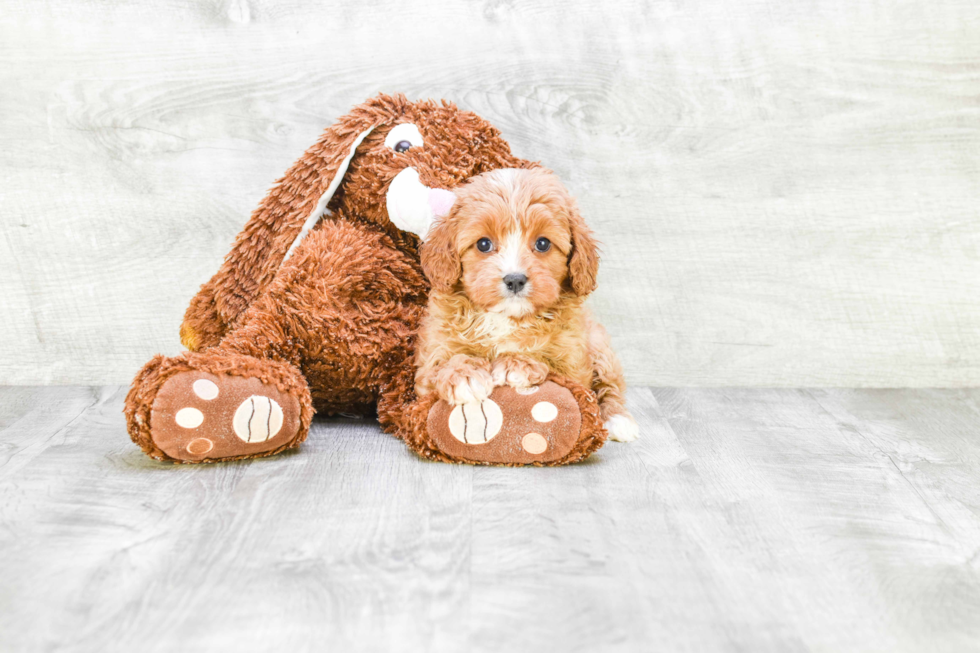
[506,369,531,388]
[467,375,492,402]
[491,366,508,387]
[449,375,492,405]
[449,383,475,405]
[605,414,639,442]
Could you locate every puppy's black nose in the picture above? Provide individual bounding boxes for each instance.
[503,273,528,294]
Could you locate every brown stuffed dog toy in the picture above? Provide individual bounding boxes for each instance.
[125,93,606,466]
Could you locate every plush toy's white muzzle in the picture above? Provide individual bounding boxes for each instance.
[386,167,455,241]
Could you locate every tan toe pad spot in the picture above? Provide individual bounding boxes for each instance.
[522,432,548,454]
[186,438,214,455]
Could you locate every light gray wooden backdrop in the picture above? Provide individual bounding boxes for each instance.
[2,0,979,386]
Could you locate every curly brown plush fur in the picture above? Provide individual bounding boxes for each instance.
[124,93,606,465]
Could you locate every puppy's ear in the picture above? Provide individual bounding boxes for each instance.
[420,214,462,292]
[567,202,600,296]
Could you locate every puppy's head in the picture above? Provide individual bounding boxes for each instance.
[421,168,599,317]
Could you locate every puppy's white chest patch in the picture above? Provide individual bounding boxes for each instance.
[475,312,518,342]
[470,312,541,358]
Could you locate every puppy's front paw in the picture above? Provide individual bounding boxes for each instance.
[605,413,639,442]
[447,373,494,405]
[434,356,495,405]
[491,357,549,389]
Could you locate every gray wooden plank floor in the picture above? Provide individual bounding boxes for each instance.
[1,387,979,652]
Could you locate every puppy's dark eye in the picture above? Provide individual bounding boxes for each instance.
[476,237,494,253]
[534,237,551,253]
[394,140,412,153]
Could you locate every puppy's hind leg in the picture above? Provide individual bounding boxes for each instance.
[588,317,639,442]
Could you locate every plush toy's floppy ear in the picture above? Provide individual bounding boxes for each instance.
[567,202,600,296]
[180,101,391,350]
[420,211,462,293]
[282,125,376,260]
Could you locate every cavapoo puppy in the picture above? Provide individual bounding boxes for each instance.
[415,167,638,442]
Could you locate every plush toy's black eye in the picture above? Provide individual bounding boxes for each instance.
[534,237,551,252]
[477,237,494,253]
[394,140,412,153]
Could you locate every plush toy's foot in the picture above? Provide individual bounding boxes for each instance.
[150,371,304,462]
[125,351,313,463]
[419,377,606,466]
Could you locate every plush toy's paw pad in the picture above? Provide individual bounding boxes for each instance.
[427,381,582,464]
[150,371,302,462]
[446,399,504,444]
[605,413,639,442]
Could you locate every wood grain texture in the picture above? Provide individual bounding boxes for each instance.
[1,0,980,385]
[2,386,980,651]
